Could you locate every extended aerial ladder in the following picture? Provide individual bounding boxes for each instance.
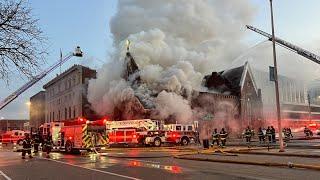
[246,25,320,65]
[0,46,83,111]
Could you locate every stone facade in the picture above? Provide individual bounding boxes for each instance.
[43,65,97,123]
[29,91,45,128]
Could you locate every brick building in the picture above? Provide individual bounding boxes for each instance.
[29,91,45,128]
[43,65,97,123]
[199,62,263,131]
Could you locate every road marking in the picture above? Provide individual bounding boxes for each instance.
[127,159,160,164]
[40,158,142,180]
[0,171,12,180]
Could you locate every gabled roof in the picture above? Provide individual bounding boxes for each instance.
[203,61,259,96]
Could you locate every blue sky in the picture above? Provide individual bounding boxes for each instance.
[1,0,320,119]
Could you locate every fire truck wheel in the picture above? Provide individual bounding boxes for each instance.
[65,141,73,153]
[181,137,189,146]
[154,138,162,147]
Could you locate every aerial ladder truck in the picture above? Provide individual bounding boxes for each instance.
[0,46,83,111]
[246,25,320,65]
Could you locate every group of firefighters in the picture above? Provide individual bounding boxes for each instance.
[243,126,294,144]
[211,128,228,147]
[20,132,53,159]
[210,126,296,147]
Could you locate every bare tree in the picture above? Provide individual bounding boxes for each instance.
[0,0,46,83]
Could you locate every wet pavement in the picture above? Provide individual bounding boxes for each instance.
[2,145,320,180]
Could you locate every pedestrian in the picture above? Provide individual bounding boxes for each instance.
[219,128,228,147]
[266,126,272,143]
[22,133,33,159]
[271,126,276,143]
[258,127,264,143]
[211,128,220,146]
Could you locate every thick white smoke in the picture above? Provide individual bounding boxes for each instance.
[88,0,256,122]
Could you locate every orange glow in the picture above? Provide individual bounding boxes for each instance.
[68,136,72,140]
[133,134,137,138]
[309,123,317,127]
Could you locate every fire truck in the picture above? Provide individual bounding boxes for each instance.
[59,118,108,153]
[106,119,158,146]
[38,118,108,153]
[106,119,198,147]
[0,130,28,144]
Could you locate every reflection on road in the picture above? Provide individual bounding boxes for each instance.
[127,160,182,174]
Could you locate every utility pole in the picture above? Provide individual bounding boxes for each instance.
[269,0,284,152]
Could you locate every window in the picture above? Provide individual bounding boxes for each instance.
[58,110,61,120]
[65,108,67,120]
[188,126,193,131]
[69,107,71,119]
[176,126,182,131]
[73,107,76,118]
[53,111,55,121]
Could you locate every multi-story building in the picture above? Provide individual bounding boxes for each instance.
[43,65,97,123]
[29,91,46,128]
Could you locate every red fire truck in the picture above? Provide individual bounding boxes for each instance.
[105,119,197,147]
[0,130,28,144]
[60,118,108,153]
[38,118,108,153]
[106,119,158,146]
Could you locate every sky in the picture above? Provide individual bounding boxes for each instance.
[1,0,320,120]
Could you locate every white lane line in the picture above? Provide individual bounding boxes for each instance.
[127,159,160,164]
[0,171,12,180]
[40,158,142,180]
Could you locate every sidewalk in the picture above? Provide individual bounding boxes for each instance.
[175,147,320,171]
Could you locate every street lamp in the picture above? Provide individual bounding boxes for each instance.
[269,0,284,152]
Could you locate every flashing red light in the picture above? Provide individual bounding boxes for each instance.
[103,119,107,124]
[133,134,137,139]
[68,136,72,140]
[172,133,176,137]
[86,120,90,124]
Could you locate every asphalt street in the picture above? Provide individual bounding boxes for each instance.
[1,147,320,180]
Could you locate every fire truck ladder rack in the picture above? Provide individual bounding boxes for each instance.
[0,46,83,111]
[246,25,320,65]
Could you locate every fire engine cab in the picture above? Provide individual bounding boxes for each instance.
[60,118,108,153]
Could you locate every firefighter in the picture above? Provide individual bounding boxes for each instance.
[271,126,276,143]
[244,126,252,144]
[32,133,40,153]
[211,128,220,146]
[22,133,33,159]
[43,134,52,158]
[257,127,264,143]
[266,126,272,143]
[219,128,228,147]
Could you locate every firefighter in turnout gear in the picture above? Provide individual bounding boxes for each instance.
[244,126,252,143]
[211,128,220,146]
[219,128,228,147]
[43,134,53,158]
[22,133,33,159]
[258,127,264,143]
[32,133,40,153]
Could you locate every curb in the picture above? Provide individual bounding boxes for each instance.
[225,150,320,158]
[99,154,173,158]
[174,156,320,171]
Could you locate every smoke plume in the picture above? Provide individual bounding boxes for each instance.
[88,0,256,122]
